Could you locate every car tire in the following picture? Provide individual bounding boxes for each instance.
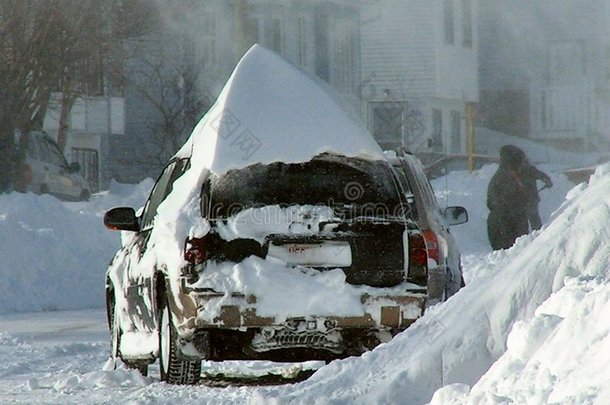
[79,189,90,201]
[107,290,148,376]
[39,184,49,195]
[158,294,201,385]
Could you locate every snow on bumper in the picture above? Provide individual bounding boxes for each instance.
[177,284,426,332]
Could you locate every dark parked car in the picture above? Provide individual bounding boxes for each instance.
[14,131,90,201]
[419,153,499,179]
[386,151,468,304]
[103,45,431,385]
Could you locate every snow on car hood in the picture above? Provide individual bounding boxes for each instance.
[175,44,384,175]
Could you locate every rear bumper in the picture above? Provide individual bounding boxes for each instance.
[176,289,425,359]
[176,283,426,332]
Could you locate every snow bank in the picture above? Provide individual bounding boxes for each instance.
[258,164,610,404]
[431,163,610,405]
[0,180,152,314]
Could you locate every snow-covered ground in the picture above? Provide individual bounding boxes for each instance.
[1,158,609,404]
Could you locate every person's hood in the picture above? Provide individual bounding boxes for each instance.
[499,144,523,170]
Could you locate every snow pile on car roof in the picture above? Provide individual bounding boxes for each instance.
[176,44,384,175]
[257,163,610,404]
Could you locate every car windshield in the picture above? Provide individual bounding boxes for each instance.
[208,153,404,219]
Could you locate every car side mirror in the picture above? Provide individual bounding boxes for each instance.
[69,162,81,173]
[444,206,468,226]
[104,207,139,232]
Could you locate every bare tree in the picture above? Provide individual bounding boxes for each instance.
[126,33,211,171]
[0,0,155,192]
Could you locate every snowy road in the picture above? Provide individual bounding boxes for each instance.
[0,309,322,404]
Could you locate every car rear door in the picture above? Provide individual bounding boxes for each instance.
[120,158,190,333]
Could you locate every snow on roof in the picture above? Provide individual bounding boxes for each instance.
[176,44,384,175]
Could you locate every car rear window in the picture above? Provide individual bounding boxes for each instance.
[208,154,404,219]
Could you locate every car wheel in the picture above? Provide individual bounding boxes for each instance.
[79,189,90,201]
[107,291,148,376]
[158,294,201,385]
[39,184,49,195]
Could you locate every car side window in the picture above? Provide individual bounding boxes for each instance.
[392,165,419,220]
[38,138,67,168]
[403,157,441,211]
[36,139,52,163]
[47,140,69,168]
[140,159,189,230]
[25,135,38,159]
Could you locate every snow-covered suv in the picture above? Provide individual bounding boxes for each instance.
[103,45,429,384]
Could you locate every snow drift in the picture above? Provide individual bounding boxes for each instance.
[0,179,152,314]
[258,163,610,404]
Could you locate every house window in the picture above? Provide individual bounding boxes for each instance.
[297,17,308,67]
[71,147,99,192]
[541,91,547,129]
[334,21,355,93]
[249,16,262,45]
[271,18,283,53]
[549,40,585,85]
[451,111,461,152]
[431,109,443,151]
[443,0,454,45]
[462,0,472,48]
[201,14,217,65]
[372,103,404,149]
[315,6,330,82]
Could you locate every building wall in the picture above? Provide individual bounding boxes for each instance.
[116,0,363,186]
[43,94,125,191]
[360,0,478,153]
[479,0,610,152]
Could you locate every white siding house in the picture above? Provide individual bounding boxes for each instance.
[528,0,610,151]
[360,0,478,152]
[43,94,125,192]
[183,0,361,110]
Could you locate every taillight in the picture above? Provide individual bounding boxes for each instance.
[422,230,440,264]
[409,232,428,267]
[22,164,33,184]
[184,237,206,264]
[14,164,33,192]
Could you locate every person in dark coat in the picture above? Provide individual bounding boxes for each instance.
[517,150,553,230]
[486,145,529,250]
